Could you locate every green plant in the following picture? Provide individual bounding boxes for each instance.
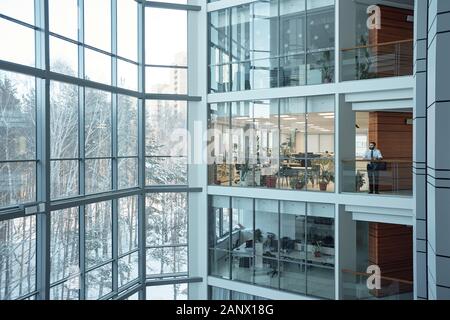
[314,241,323,257]
[318,50,333,83]
[255,229,263,243]
[319,170,335,185]
[355,35,374,80]
[290,173,306,190]
[317,159,335,184]
[356,170,366,191]
[316,159,335,191]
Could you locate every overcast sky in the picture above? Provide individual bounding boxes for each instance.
[0,0,187,91]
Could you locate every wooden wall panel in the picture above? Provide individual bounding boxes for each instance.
[369,5,414,77]
[369,223,413,297]
[369,112,413,192]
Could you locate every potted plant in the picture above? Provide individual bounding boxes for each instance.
[255,229,263,243]
[315,159,335,191]
[265,175,278,188]
[314,241,323,258]
[356,170,366,192]
[319,170,334,191]
[290,173,306,190]
[355,35,374,80]
[318,50,334,83]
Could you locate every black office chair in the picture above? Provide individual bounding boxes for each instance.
[263,252,278,278]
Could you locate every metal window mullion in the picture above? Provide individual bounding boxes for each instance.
[77,0,86,300]
[111,0,119,296]
[137,0,146,301]
[35,0,51,301]
[304,202,308,295]
[304,0,308,86]
[277,200,281,290]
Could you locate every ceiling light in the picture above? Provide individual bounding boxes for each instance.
[319,113,334,116]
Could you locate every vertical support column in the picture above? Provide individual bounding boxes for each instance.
[78,0,86,300]
[426,0,450,300]
[111,0,119,296]
[413,0,428,301]
[337,94,355,193]
[137,0,147,301]
[337,205,356,300]
[188,0,208,300]
[35,0,51,300]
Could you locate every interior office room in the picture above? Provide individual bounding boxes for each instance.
[1,0,450,303]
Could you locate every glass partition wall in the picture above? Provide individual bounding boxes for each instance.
[209,0,336,92]
[208,95,335,192]
[0,0,199,300]
[209,196,335,300]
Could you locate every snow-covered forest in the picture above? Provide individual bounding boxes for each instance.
[0,61,188,299]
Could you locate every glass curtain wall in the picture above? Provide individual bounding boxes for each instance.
[208,0,335,92]
[0,0,196,300]
[208,95,335,192]
[209,196,335,300]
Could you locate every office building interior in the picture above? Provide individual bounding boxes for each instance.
[0,0,449,300]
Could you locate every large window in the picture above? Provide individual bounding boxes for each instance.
[208,0,336,92]
[146,100,188,186]
[146,193,188,277]
[0,0,194,300]
[209,196,335,300]
[146,7,187,94]
[0,216,36,300]
[0,71,36,208]
[208,95,335,192]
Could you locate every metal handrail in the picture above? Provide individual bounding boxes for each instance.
[341,269,413,285]
[341,39,413,52]
[342,159,412,164]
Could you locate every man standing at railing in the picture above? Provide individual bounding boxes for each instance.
[364,142,383,194]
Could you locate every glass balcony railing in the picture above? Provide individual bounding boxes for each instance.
[341,269,413,300]
[341,39,413,81]
[341,159,412,196]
